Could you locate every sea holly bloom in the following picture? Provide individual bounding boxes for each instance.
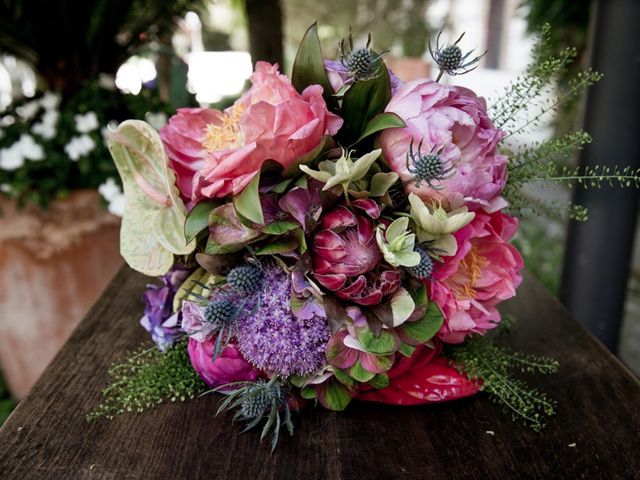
[311,198,400,305]
[429,210,524,343]
[408,193,475,258]
[380,80,507,212]
[375,217,421,268]
[160,61,343,202]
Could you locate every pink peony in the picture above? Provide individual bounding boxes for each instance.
[380,80,507,212]
[160,62,342,202]
[187,337,261,388]
[428,210,524,343]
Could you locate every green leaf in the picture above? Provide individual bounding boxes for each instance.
[184,200,218,243]
[261,220,299,235]
[205,239,246,255]
[253,238,299,255]
[354,112,405,145]
[368,373,390,389]
[397,302,444,346]
[291,23,338,111]
[341,63,392,142]
[316,379,352,411]
[356,327,399,355]
[348,361,376,383]
[233,173,263,225]
[332,368,356,388]
[300,386,317,400]
[398,342,416,358]
[370,172,399,197]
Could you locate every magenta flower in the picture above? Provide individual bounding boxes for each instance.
[380,80,507,212]
[429,210,524,343]
[187,338,261,389]
[311,198,399,305]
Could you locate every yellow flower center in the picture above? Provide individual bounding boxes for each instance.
[202,104,244,153]
[450,245,486,300]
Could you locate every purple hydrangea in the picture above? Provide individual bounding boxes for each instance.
[140,265,189,351]
[236,266,330,377]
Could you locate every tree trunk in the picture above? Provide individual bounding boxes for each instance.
[245,0,284,68]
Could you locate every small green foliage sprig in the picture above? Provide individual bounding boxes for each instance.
[87,342,204,421]
[493,23,639,222]
[490,24,601,139]
[539,164,640,189]
[450,336,559,431]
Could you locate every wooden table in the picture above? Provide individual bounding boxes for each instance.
[1,267,639,479]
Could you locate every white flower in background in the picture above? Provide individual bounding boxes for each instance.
[32,110,60,139]
[64,134,95,161]
[16,134,44,161]
[0,145,24,170]
[98,73,117,91]
[40,92,61,111]
[1,116,15,127]
[16,100,40,121]
[145,112,167,130]
[74,111,99,133]
[98,177,125,217]
[0,183,11,193]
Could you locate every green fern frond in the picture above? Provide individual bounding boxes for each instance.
[449,336,559,431]
[87,341,204,421]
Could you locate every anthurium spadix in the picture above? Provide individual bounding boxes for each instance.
[107,120,195,276]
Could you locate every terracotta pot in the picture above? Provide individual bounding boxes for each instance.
[0,190,122,399]
[386,57,431,83]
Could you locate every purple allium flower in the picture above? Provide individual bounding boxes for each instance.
[236,266,330,377]
[140,265,190,350]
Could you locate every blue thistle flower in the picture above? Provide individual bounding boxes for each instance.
[227,264,265,295]
[405,138,456,189]
[339,30,388,82]
[406,247,434,280]
[204,298,238,329]
[429,31,487,81]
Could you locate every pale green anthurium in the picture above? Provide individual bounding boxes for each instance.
[408,193,475,258]
[375,217,421,268]
[300,148,382,195]
[107,120,195,276]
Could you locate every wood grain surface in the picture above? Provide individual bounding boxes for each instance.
[1,266,639,480]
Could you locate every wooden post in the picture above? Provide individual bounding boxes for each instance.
[245,0,284,68]
[561,0,640,351]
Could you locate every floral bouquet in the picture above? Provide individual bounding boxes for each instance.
[91,24,639,449]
